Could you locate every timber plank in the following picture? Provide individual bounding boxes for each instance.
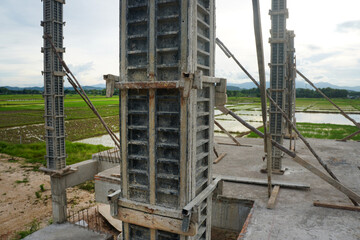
[213,153,227,164]
[313,201,360,212]
[214,175,310,190]
[117,207,197,236]
[267,185,280,209]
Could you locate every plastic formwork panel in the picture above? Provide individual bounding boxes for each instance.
[269,0,288,170]
[119,0,215,239]
[284,31,296,133]
[127,89,150,203]
[155,89,181,208]
[42,0,66,170]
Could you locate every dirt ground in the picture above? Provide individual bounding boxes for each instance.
[0,153,96,239]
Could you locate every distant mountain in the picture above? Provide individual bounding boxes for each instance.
[1,85,106,91]
[91,83,106,89]
[227,82,270,89]
[3,86,25,91]
[227,86,241,91]
[80,85,105,90]
[295,81,360,92]
[227,81,360,91]
[3,81,360,92]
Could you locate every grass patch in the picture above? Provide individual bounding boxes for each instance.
[14,218,40,239]
[246,123,360,141]
[15,178,29,184]
[8,157,18,163]
[0,141,111,166]
[35,191,41,199]
[77,180,95,193]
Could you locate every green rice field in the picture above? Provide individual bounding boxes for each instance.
[0,95,359,145]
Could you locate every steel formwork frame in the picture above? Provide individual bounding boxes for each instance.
[269,0,288,170]
[285,30,296,144]
[42,0,67,223]
[117,0,216,239]
[42,0,66,171]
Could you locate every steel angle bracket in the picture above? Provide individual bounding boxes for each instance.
[181,177,222,232]
[103,74,120,98]
[108,189,121,216]
[215,78,227,107]
[179,72,194,98]
[39,166,75,177]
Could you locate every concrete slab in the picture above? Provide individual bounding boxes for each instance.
[213,136,360,240]
[95,166,121,203]
[98,204,122,232]
[23,223,112,240]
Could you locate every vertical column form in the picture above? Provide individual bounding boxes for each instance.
[42,0,66,170]
[118,0,216,239]
[269,0,288,170]
[42,0,67,223]
[193,2,214,239]
[285,31,296,136]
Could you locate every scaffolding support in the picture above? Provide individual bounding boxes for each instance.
[215,39,360,204]
[251,0,272,197]
[217,106,360,205]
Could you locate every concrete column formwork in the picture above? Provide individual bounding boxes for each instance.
[42,0,67,223]
[285,30,296,141]
[116,0,216,239]
[269,0,288,171]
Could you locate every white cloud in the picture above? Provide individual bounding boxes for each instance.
[0,0,359,87]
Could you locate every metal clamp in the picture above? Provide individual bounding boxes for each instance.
[181,177,222,231]
[103,74,120,98]
[108,189,121,216]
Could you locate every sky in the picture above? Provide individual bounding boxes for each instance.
[0,0,360,88]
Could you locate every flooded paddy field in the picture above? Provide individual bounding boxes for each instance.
[1,95,359,144]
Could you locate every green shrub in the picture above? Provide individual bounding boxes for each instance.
[15,219,40,239]
[0,141,111,166]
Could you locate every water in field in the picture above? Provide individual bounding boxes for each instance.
[76,105,360,145]
[295,112,360,125]
[76,133,120,147]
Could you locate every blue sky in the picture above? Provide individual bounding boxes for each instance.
[0,0,359,87]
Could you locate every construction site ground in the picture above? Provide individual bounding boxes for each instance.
[213,136,360,240]
[1,136,360,239]
[0,154,96,239]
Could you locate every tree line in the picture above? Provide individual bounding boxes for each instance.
[0,87,119,96]
[0,87,43,95]
[1,86,358,99]
[227,87,358,99]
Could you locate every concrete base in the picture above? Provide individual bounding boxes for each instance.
[92,137,360,239]
[23,223,112,240]
[94,166,121,204]
[212,196,253,234]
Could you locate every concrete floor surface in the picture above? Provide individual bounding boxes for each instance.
[23,222,112,240]
[213,136,360,240]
